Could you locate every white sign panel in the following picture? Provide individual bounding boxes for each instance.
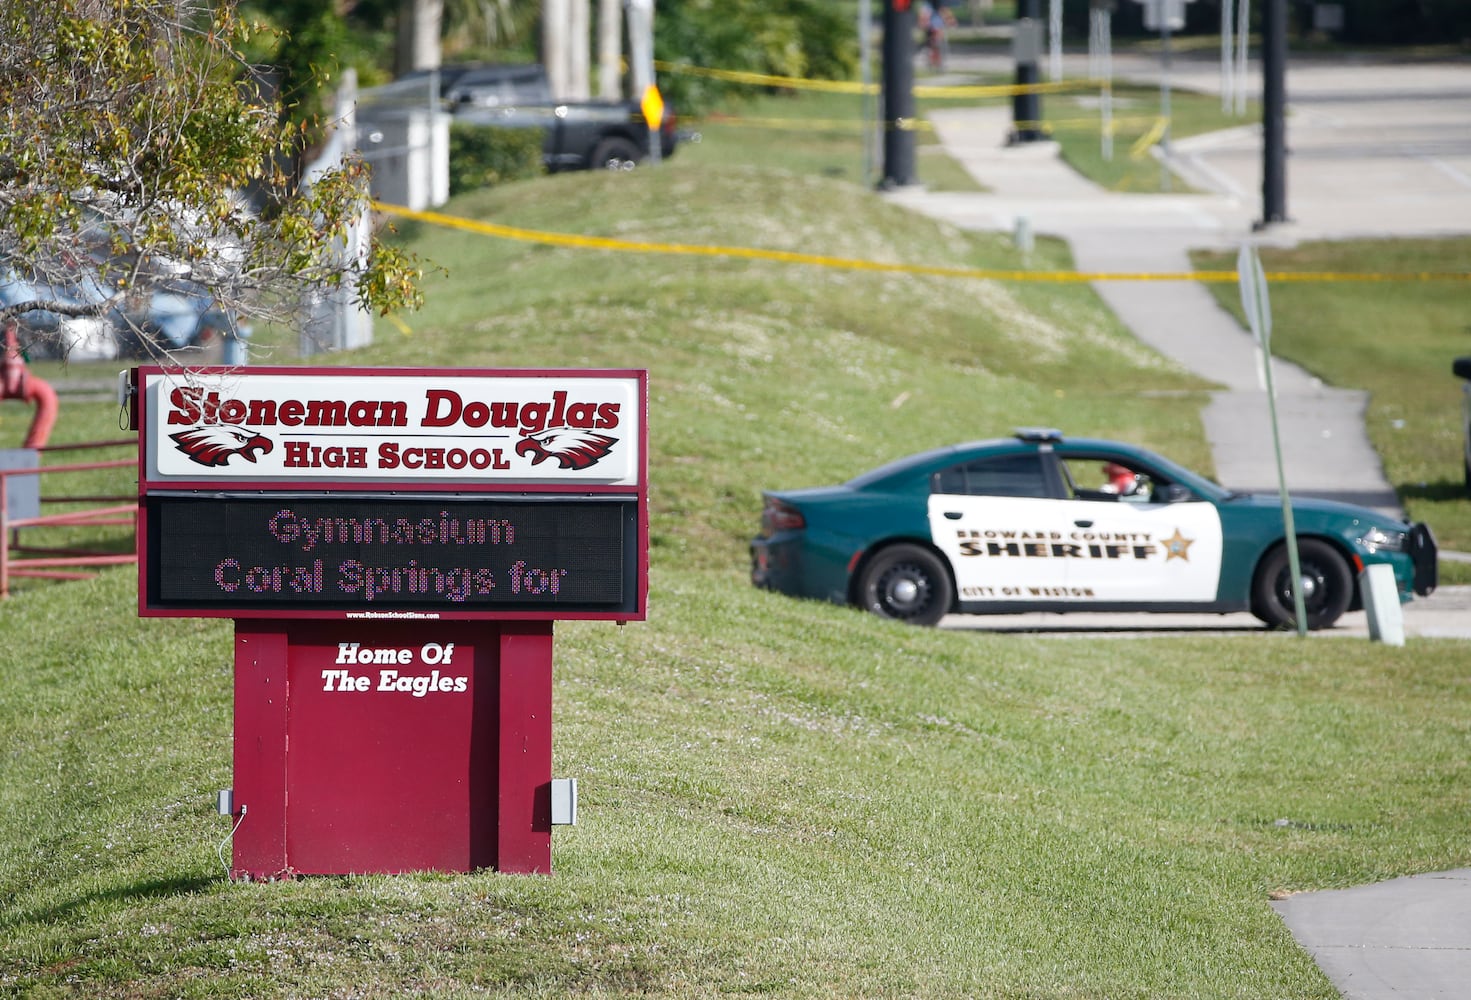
[139,367,645,487]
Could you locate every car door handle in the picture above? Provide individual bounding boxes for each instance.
[943,511,963,520]
[1074,519,1093,528]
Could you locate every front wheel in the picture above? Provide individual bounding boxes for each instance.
[855,544,953,626]
[1250,538,1354,631]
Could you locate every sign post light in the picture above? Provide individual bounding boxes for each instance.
[131,366,649,877]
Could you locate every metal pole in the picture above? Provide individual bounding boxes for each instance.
[881,0,917,187]
[861,2,874,185]
[1221,0,1234,113]
[1260,0,1288,224]
[625,0,659,165]
[1238,244,1306,635]
[1160,0,1172,192]
[1012,0,1043,143]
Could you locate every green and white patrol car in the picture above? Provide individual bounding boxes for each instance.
[751,429,1437,630]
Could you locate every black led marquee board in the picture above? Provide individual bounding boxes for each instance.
[143,495,640,618]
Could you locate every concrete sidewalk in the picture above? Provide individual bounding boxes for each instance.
[1273,871,1471,999]
[884,55,1471,1000]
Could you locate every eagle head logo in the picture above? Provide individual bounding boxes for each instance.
[169,425,274,467]
[515,427,618,471]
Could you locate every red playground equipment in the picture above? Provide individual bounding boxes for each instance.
[1,322,58,448]
[1,321,138,598]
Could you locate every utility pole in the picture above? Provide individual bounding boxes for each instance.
[1011,0,1044,143]
[1260,0,1288,225]
[881,0,916,187]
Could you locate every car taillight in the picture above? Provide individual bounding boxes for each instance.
[762,498,805,535]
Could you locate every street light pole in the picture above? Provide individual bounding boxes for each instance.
[1012,0,1044,143]
[1260,0,1288,224]
[881,0,917,187]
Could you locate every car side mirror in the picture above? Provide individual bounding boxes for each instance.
[1160,483,1194,503]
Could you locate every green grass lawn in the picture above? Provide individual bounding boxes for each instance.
[3,89,1470,998]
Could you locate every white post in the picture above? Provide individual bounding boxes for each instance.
[1361,564,1406,646]
[598,0,622,99]
[568,0,591,100]
[1049,0,1063,82]
[544,0,569,99]
[1235,0,1250,115]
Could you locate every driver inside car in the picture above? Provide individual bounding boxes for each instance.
[1099,462,1140,496]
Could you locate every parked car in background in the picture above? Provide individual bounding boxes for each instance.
[113,280,251,361]
[436,63,678,171]
[751,428,1437,630]
[0,266,117,360]
[1,267,249,363]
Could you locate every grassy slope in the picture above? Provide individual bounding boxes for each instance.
[4,164,1470,999]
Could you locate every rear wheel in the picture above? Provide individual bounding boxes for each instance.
[1250,538,1354,630]
[856,544,953,626]
[591,137,641,171]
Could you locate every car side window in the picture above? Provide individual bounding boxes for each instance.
[933,455,1049,497]
[1060,456,1164,503]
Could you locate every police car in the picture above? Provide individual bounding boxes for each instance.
[750,429,1438,630]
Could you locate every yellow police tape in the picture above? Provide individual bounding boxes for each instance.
[696,112,1160,136]
[375,204,1469,285]
[703,115,934,132]
[1130,117,1170,160]
[653,60,1103,99]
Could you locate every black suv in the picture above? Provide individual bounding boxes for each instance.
[438,64,677,171]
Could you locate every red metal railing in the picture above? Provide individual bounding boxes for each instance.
[0,438,138,599]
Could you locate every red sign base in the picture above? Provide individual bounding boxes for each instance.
[229,619,554,878]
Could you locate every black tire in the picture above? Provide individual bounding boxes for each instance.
[856,544,953,626]
[591,137,641,171]
[1250,538,1354,631]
